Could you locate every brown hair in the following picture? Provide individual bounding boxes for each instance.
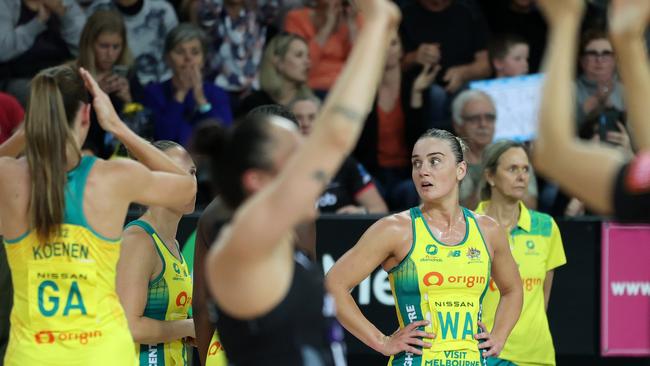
[479,140,528,200]
[580,28,609,54]
[77,9,132,76]
[25,65,89,240]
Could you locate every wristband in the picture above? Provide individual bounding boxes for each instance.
[198,102,212,113]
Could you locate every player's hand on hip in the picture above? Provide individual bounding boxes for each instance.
[379,320,435,356]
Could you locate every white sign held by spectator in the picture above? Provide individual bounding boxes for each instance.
[470,74,544,142]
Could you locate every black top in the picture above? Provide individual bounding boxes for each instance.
[213,251,345,366]
[318,156,374,213]
[399,1,489,82]
[613,152,650,222]
[479,0,547,73]
[234,90,277,118]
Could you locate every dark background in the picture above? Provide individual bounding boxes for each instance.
[171,214,650,365]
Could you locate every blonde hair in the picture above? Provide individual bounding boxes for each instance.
[25,65,89,240]
[259,33,313,102]
[77,10,132,76]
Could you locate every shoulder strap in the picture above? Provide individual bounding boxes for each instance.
[64,155,98,226]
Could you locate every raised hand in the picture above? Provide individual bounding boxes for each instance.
[536,0,584,25]
[415,44,440,66]
[379,320,435,356]
[609,0,650,39]
[443,66,465,93]
[79,67,122,134]
[413,63,441,93]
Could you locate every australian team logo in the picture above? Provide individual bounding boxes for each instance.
[466,247,481,260]
[525,240,539,256]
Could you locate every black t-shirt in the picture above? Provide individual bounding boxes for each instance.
[613,152,650,222]
[399,1,489,82]
[479,0,547,73]
[318,157,374,213]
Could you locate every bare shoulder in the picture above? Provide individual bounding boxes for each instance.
[94,157,144,176]
[0,157,28,187]
[472,211,500,234]
[368,209,412,242]
[0,156,26,172]
[121,224,158,256]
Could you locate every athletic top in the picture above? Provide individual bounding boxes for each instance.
[476,201,566,366]
[387,207,491,365]
[124,220,193,366]
[2,156,135,366]
[212,250,346,366]
[613,151,650,222]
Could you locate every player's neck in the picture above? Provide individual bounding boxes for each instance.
[142,209,181,245]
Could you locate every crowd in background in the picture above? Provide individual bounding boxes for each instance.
[0,0,642,217]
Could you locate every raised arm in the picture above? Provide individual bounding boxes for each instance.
[325,216,434,356]
[609,0,650,150]
[80,68,189,176]
[532,0,622,214]
[213,1,400,260]
[476,216,522,358]
[116,227,195,345]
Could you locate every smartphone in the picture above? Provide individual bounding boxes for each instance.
[112,65,129,78]
[598,108,624,143]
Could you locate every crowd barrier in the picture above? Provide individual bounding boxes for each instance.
[137,213,650,361]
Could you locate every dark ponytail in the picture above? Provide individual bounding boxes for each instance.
[192,114,277,210]
[25,65,89,240]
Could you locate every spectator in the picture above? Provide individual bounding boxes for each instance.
[399,0,491,128]
[489,33,529,78]
[0,0,86,106]
[451,89,537,209]
[354,35,437,209]
[576,29,625,129]
[284,0,359,95]
[143,23,232,147]
[0,92,24,144]
[77,9,150,158]
[88,0,178,86]
[476,140,566,366]
[235,33,313,117]
[290,95,388,214]
[198,0,282,110]
[480,0,547,73]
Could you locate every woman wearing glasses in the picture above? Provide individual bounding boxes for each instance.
[576,29,625,128]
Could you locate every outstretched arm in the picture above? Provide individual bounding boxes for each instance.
[609,0,650,150]
[207,0,401,318]
[533,0,622,214]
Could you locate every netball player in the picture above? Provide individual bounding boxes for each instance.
[0,65,196,365]
[117,141,197,366]
[326,130,523,365]
[204,0,401,364]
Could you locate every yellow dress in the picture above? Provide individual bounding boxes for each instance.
[125,220,193,366]
[387,207,491,366]
[3,156,135,366]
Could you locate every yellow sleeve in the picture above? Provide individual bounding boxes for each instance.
[546,219,566,271]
